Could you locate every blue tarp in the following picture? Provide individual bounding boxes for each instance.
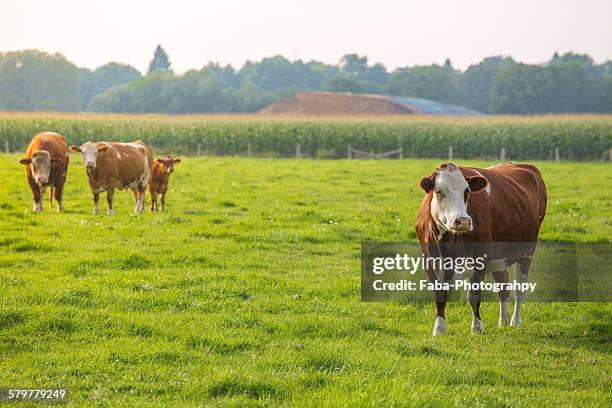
[390,96,484,115]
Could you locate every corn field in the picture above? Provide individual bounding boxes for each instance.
[1,113,611,160]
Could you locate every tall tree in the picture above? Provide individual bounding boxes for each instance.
[0,50,79,111]
[459,56,516,113]
[385,64,460,103]
[147,45,172,75]
[80,63,142,109]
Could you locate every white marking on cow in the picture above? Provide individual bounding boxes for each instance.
[431,165,472,233]
[81,142,99,168]
[107,208,114,216]
[499,301,510,327]
[511,271,528,326]
[472,316,485,333]
[472,169,491,195]
[93,202,100,214]
[433,316,446,336]
[33,202,42,212]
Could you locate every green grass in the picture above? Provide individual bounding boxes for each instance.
[0,154,610,406]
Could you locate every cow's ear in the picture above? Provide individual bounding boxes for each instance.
[70,145,81,153]
[420,176,434,193]
[97,144,109,152]
[173,158,181,164]
[157,158,164,164]
[19,158,31,165]
[467,176,488,192]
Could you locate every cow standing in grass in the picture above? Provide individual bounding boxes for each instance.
[415,163,547,336]
[19,132,70,212]
[149,155,180,212]
[70,141,153,215]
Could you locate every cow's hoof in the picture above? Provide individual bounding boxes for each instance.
[57,204,64,212]
[499,314,510,327]
[33,203,42,213]
[433,317,446,336]
[511,317,522,327]
[472,318,485,334]
[107,209,114,216]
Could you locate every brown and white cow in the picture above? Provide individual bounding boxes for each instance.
[19,132,70,212]
[415,163,547,335]
[148,155,180,212]
[70,141,153,215]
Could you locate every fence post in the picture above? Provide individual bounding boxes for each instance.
[448,145,453,161]
[347,145,352,160]
[4,140,8,153]
[500,147,506,161]
[247,141,252,157]
[196,143,201,156]
[399,147,403,160]
[555,147,560,163]
[296,143,301,159]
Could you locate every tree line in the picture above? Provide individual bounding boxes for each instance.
[0,47,610,114]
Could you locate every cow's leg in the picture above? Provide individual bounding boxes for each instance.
[160,191,166,211]
[134,187,145,214]
[27,173,42,212]
[429,265,448,336]
[468,268,486,333]
[150,190,157,212]
[139,186,146,213]
[49,186,54,208]
[492,269,510,327]
[54,181,64,212]
[93,192,100,214]
[512,255,532,326]
[107,188,115,216]
[433,294,447,336]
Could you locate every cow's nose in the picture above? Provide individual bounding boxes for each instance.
[85,162,95,168]
[454,216,472,230]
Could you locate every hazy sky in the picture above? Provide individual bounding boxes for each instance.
[2,0,611,74]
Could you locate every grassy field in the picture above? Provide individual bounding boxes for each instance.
[0,154,610,406]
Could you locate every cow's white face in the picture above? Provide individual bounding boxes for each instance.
[420,164,488,234]
[70,142,108,169]
[19,150,56,185]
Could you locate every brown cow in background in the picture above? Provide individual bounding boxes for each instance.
[149,155,181,211]
[70,141,153,215]
[19,132,70,212]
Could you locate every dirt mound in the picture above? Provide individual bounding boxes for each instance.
[260,92,418,115]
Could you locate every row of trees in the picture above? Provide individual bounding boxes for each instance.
[0,47,611,114]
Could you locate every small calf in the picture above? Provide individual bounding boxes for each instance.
[149,155,181,211]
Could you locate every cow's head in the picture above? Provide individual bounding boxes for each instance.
[419,163,488,233]
[70,142,109,169]
[157,156,181,175]
[19,150,60,185]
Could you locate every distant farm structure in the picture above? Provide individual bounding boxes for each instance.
[259,92,483,116]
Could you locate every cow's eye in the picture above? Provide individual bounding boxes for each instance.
[436,191,444,199]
